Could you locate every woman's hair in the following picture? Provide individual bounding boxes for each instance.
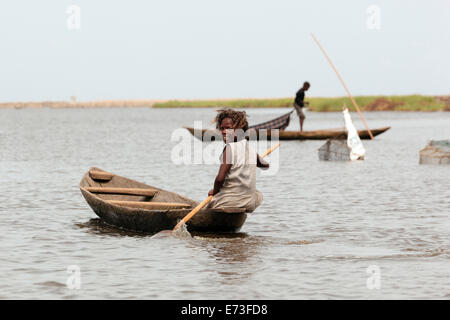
[214,108,249,131]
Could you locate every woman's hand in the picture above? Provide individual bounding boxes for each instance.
[208,189,215,196]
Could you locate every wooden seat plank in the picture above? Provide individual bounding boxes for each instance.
[86,187,158,197]
[107,200,191,210]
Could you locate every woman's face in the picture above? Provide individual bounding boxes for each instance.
[220,117,235,142]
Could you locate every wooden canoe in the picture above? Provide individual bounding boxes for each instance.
[79,167,247,234]
[184,126,391,141]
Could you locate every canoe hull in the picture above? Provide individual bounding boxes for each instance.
[184,126,390,141]
[80,168,247,234]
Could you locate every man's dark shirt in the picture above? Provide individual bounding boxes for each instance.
[295,88,305,107]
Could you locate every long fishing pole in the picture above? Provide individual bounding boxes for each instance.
[311,33,374,139]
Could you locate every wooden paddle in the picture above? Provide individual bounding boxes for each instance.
[172,142,281,232]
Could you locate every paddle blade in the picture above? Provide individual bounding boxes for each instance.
[173,195,213,231]
[151,222,192,239]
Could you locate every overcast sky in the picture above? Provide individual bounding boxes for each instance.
[0,0,449,101]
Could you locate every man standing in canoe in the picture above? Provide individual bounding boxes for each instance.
[294,81,310,132]
[207,109,269,213]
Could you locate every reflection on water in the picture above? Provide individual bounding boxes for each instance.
[76,219,149,238]
[0,108,449,299]
[194,234,260,284]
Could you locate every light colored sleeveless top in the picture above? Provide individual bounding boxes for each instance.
[209,139,263,213]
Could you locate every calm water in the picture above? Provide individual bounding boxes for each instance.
[0,107,449,299]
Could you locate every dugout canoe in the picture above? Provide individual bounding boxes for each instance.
[184,126,391,141]
[79,167,247,233]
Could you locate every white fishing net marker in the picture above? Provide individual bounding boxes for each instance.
[343,108,366,161]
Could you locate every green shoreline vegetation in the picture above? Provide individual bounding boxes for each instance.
[1,95,449,111]
[153,95,450,112]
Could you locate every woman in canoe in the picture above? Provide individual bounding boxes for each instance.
[207,109,269,213]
